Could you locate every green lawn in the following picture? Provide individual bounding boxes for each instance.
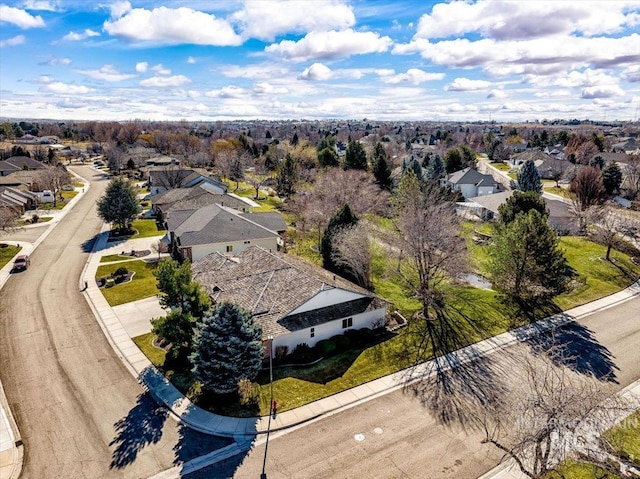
[133,332,167,366]
[96,259,159,306]
[130,219,166,239]
[602,409,640,466]
[546,460,620,478]
[554,236,640,310]
[490,162,510,171]
[543,186,572,199]
[45,190,78,210]
[224,180,282,213]
[100,253,133,263]
[0,244,21,269]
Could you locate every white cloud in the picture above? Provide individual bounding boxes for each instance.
[109,0,131,19]
[40,81,94,94]
[77,65,136,82]
[547,69,620,88]
[412,0,640,40]
[104,5,242,46]
[379,68,444,85]
[219,63,291,80]
[152,64,171,75]
[445,77,491,91]
[62,29,100,41]
[299,62,332,81]
[0,34,25,47]
[38,56,72,65]
[394,34,640,76]
[232,0,355,41]
[36,75,52,83]
[139,75,191,87]
[581,85,625,99]
[0,5,44,28]
[622,65,640,83]
[187,56,196,64]
[135,61,148,73]
[205,85,246,98]
[266,29,392,62]
[22,0,58,11]
[253,82,288,95]
[487,89,507,99]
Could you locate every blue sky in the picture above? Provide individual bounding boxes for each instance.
[1,0,639,122]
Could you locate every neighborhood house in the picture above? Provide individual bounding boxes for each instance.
[192,246,389,353]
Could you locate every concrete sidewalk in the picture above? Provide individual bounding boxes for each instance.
[80,228,640,439]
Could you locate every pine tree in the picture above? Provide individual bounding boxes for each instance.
[514,159,542,194]
[276,153,297,198]
[343,140,368,170]
[498,190,549,224]
[321,204,358,273]
[425,154,445,181]
[291,132,299,146]
[444,148,462,173]
[318,147,339,168]
[372,142,392,190]
[601,161,622,195]
[97,177,141,231]
[488,210,571,309]
[191,302,263,394]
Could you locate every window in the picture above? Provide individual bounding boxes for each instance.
[244,240,251,244]
[310,327,315,338]
[342,317,353,329]
[226,245,233,253]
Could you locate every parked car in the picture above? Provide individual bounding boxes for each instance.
[12,255,30,272]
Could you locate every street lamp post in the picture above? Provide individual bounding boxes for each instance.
[260,335,274,479]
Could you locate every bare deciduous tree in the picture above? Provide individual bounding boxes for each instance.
[0,205,21,231]
[330,223,373,290]
[393,182,468,320]
[479,345,630,479]
[150,239,169,259]
[35,165,71,207]
[622,153,640,200]
[569,166,607,234]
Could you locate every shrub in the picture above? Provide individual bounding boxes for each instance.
[274,345,288,360]
[344,328,361,344]
[357,328,374,343]
[237,378,259,406]
[98,277,106,287]
[316,339,336,356]
[114,266,129,277]
[31,214,39,224]
[330,334,351,351]
[289,343,315,363]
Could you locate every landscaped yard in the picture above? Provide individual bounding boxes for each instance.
[223,180,282,213]
[0,244,21,269]
[545,460,620,478]
[45,190,78,210]
[132,219,640,418]
[544,186,572,199]
[107,219,165,240]
[96,259,159,306]
[100,253,134,263]
[489,162,510,171]
[18,216,53,226]
[602,409,640,467]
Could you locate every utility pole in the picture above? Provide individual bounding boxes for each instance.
[260,336,274,479]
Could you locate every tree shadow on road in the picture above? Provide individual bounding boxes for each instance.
[81,235,98,253]
[524,320,620,383]
[398,296,511,430]
[172,424,236,472]
[109,392,169,469]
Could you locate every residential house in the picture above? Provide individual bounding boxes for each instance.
[165,203,280,262]
[192,246,389,352]
[443,168,502,199]
[0,161,21,177]
[3,156,45,171]
[147,167,227,196]
[0,186,38,212]
[152,182,257,221]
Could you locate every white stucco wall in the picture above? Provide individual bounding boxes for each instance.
[476,185,496,196]
[188,237,277,262]
[457,183,478,199]
[288,289,366,315]
[272,306,386,352]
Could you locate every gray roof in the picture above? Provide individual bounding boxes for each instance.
[192,246,386,338]
[5,156,44,170]
[166,203,279,247]
[0,161,20,174]
[240,211,287,232]
[468,190,513,214]
[447,168,496,186]
[154,183,251,212]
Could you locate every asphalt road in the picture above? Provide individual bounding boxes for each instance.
[190,294,640,479]
[0,167,230,479]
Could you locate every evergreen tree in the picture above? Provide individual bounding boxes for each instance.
[424,153,445,181]
[191,302,263,394]
[372,142,392,190]
[275,153,297,198]
[459,145,477,169]
[343,140,368,170]
[589,155,605,170]
[514,159,542,194]
[488,210,571,309]
[318,147,339,167]
[151,259,211,359]
[321,204,358,273]
[444,148,462,173]
[498,191,549,224]
[291,132,299,146]
[601,161,622,195]
[97,177,141,231]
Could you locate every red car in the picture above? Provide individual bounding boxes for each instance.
[12,255,30,272]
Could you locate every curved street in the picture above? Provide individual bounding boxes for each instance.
[0,166,228,479]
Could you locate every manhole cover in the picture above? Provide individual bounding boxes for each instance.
[374,427,383,434]
[354,433,365,442]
